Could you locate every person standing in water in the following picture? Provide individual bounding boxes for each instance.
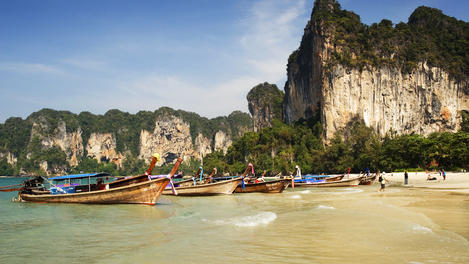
[404,170,409,185]
[378,172,389,192]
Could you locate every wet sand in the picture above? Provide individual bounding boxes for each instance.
[373,171,469,194]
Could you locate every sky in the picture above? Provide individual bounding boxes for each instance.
[0,0,468,123]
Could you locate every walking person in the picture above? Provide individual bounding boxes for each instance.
[378,172,389,192]
[442,169,446,180]
[404,170,408,185]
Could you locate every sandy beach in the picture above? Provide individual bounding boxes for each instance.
[361,171,469,194]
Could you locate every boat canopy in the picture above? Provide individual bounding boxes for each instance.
[49,173,110,181]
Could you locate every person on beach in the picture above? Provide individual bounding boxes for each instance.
[378,173,389,192]
[442,169,446,180]
[427,173,437,181]
[404,170,409,185]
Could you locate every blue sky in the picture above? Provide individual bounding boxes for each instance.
[0,0,468,123]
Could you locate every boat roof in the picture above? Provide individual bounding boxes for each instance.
[49,173,110,181]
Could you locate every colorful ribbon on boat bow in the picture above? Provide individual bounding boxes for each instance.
[167,175,178,195]
[198,167,204,183]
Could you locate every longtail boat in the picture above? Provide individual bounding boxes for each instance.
[156,167,217,189]
[234,165,289,193]
[291,166,359,187]
[359,173,377,185]
[326,175,345,182]
[235,179,289,193]
[15,156,182,205]
[161,177,241,196]
[294,176,360,187]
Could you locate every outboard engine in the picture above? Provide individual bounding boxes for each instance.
[21,176,46,194]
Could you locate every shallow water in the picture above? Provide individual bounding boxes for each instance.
[1,178,468,264]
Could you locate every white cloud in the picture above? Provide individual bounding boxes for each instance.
[108,0,311,118]
[112,74,257,117]
[0,0,313,122]
[0,62,65,75]
[239,0,308,83]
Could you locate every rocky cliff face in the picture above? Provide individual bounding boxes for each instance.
[24,114,239,171]
[321,63,468,138]
[0,152,17,165]
[283,0,469,141]
[138,115,234,165]
[139,116,201,165]
[247,82,284,131]
[86,133,123,167]
[32,120,84,167]
[214,131,232,154]
[1,107,250,175]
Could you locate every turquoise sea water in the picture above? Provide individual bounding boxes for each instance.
[1,177,469,264]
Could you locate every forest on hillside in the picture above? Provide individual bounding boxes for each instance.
[200,112,469,176]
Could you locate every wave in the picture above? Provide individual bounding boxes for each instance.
[204,212,277,227]
[299,190,311,194]
[289,195,302,199]
[412,224,433,233]
[317,205,335,210]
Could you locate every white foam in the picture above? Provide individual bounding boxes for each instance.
[233,212,277,227]
[208,212,277,227]
[329,188,363,195]
[290,195,301,199]
[299,190,311,194]
[412,224,433,233]
[343,188,364,193]
[317,205,335,210]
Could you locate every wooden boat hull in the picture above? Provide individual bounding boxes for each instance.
[359,175,376,185]
[294,177,360,187]
[234,179,289,193]
[163,178,241,196]
[326,175,344,182]
[19,177,170,205]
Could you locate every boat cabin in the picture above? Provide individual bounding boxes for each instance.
[294,174,329,184]
[48,173,114,194]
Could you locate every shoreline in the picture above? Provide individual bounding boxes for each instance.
[363,171,469,194]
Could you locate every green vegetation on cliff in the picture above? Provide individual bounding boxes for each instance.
[247,82,284,121]
[461,110,469,132]
[0,117,32,157]
[304,1,469,80]
[203,120,469,175]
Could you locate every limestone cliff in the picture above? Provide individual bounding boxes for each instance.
[283,0,469,141]
[322,63,468,138]
[0,152,17,165]
[214,131,232,154]
[86,133,123,167]
[138,115,231,165]
[0,107,251,175]
[138,115,200,165]
[247,82,284,131]
[31,119,84,167]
